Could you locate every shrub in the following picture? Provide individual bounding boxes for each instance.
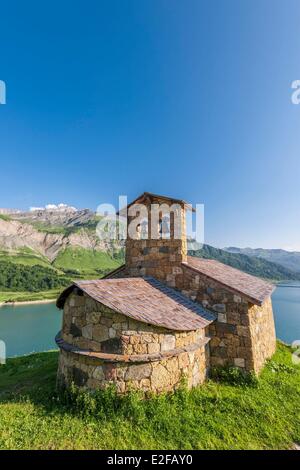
[266,360,296,374]
[211,365,259,387]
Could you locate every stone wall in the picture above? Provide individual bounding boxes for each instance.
[125,198,187,281]
[61,292,203,355]
[172,264,276,373]
[109,261,276,374]
[110,260,276,374]
[57,341,209,394]
[57,291,209,393]
[248,297,276,374]
[116,193,276,377]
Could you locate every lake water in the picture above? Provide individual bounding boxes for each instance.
[0,302,62,357]
[271,281,300,345]
[0,283,299,357]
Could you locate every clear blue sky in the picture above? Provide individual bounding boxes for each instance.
[0,0,299,250]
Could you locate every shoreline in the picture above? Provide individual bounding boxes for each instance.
[0,298,56,307]
[275,283,300,288]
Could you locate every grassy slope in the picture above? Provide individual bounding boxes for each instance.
[226,247,300,274]
[0,289,61,303]
[24,215,102,236]
[0,248,56,270]
[0,248,66,301]
[0,342,299,450]
[0,245,122,301]
[53,246,121,277]
[0,214,11,222]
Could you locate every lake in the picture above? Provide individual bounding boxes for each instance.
[0,283,299,357]
[271,281,300,345]
[0,302,62,357]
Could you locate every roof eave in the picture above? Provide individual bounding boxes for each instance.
[117,191,196,215]
[56,284,77,309]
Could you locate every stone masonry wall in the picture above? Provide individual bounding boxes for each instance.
[125,199,187,281]
[109,260,276,374]
[61,292,202,355]
[57,291,209,393]
[57,342,209,394]
[248,297,276,374]
[171,264,276,373]
[118,194,276,376]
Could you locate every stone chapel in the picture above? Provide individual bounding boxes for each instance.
[56,192,276,393]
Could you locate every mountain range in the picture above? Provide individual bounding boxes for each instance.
[0,205,299,295]
[224,246,300,274]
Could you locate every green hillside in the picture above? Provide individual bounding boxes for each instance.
[53,246,122,277]
[225,247,300,274]
[188,244,300,281]
[0,289,61,303]
[24,215,102,236]
[0,260,70,292]
[0,342,299,449]
[0,248,55,269]
[0,239,297,303]
[0,245,124,301]
[0,214,11,222]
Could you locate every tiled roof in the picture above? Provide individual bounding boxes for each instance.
[184,256,275,306]
[57,277,216,331]
[118,191,195,215]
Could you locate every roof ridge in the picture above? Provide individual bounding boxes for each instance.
[117,191,195,214]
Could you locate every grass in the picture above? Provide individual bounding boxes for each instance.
[0,248,57,270]
[53,246,122,277]
[32,223,76,235]
[0,342,299,450]
[0,246,122,301]
[24,216,103,236]
[0,214,11,222]
[0,289,62,303]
